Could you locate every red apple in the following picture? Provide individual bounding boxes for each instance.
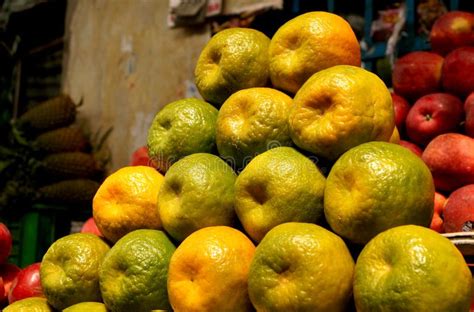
[129,146,156,167]
[80,217,103,238]
[0,223,12,264]
[0,263,20,304]
[430,192,447,233]
[443,184,474,232]
[392,51,444,101]
[391,93,411,130]
[441,47,474,98]
[422,133,474,192]
[399,140,423,157]
[465,92,474,137]
[430,11,474,56]
[8,262,43,304]
[405,93,464,146]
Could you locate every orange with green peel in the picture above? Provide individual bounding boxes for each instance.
[167,226,255,312]
[248,222,354,312]
[158,153,236,242]
[40,233,110,310]
[63,302,108,312]
[93,166,164,243]
[195,28,270,106]
[3,297,54,312]
[289,65,395,161]
[354,225,472,311]
[235,146,326,242]
[147,98,218,172]
[99,229,175,312]
[216,87,294,170]
[324,141,435,245]
[389,126,400,144]
[269,11,361,94]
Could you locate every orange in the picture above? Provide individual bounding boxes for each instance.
[63,302,108,312]
[389,127,400,143]
[93,166,164,243]
[40,233,110,310]
[158,153,237,242]
[215,87,294,170]
[167,226,255,312]
[234,146,326,242]
[324,141,435,245]
[147,98,218,173]
[99,229,175,311]
[3,297,54,311]
[195,28,270,106]
[269,11,361,94]
[289,65,394,161]
[354,225,472,311]
[248,222,354,311]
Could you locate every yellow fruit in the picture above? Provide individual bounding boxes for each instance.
[93,166,164,243]
[147,98,218,172]
[235,146,326,242]
[168,226,255,312]
[216,87,294,170]
[158,153,236,242]
[289,65,395,160]
[195,27,270,106]
[324,141,435,245]
[3,297,54,312]
[248,222,354,311]
[269,11,361,94]
[63,302,108,312]
[40,233,110,310]
[389,126,400,143]
[354,225,472,311]
[99,229,175,312]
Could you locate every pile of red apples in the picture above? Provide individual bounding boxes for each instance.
[391,11,474,234]
[0,223,43,307]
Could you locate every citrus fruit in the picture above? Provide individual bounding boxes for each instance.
[93,165,164,243]
[147,98,218,172]
[195,27,270,106]
[354,225,472,311]
[216,87,293,170]
[158,153,236,242]
[63,302,107,312]
[40,233,110,310]
[269,11,361,94]
[289,65,395,160]
[99,229,175,312]
[389,126,400,144]
[324,141,435,245]
[3,297,53,312]
[235,147,326,242]
[167,226,255,312]
[248,222,354,312]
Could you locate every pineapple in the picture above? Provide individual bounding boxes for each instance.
[34,127,89,153]
[37,179,100,205]
[39,152,102,181]
[16,94,77,133]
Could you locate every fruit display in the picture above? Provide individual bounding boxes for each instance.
[2,8,474,312]
[390,10,474,237]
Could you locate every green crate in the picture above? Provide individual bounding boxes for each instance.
[1,203,92,268]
